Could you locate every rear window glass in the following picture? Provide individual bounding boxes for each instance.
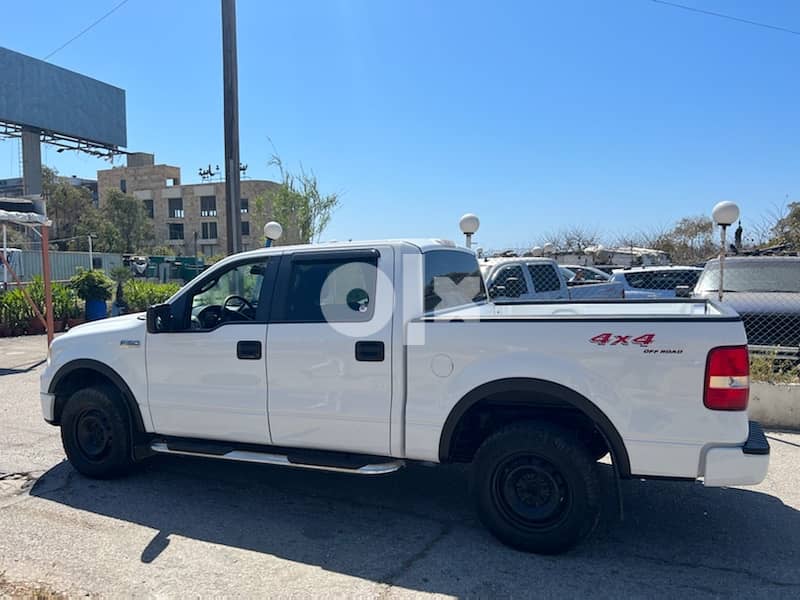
[625,270,700,290]
[424,250,487,312]
[696,262,800,293]
[527,264,561,292]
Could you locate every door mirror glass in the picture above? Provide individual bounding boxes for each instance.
[147,303,173,333]
[675,285,692,298]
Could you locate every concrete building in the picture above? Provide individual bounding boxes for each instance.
[98,153,278,257]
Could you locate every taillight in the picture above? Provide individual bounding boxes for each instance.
[704,345,749,411]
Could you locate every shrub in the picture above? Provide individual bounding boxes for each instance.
[0,288,33,330]
[750,354,800,384]
[0,278,81,329]
[123,280,180,312]
[70,269,113,302]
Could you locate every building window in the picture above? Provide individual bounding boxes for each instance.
[168,198,184,218]
[142,199,154,218]
[201,222,218,239]
[200,196,217,217]
[169,223,184,240]
[201,244,216,257]
[241,221,250,236]
[240,198,249,214]
[120,179,127,193]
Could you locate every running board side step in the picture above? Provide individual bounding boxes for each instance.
[150,442,405,475]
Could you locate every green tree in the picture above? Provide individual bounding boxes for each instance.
[43,166,94,249]
[252,154,340,245]
[771,202,800,247]
[72,207,123,253]
[103,190,154,253]
[70,191,152,254]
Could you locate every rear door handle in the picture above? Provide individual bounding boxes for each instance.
[237,340,262,360]
[355,341,384,362]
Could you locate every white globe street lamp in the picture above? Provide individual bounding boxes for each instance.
[263,221,283,248]
[459,213,480,249]
[711,201,740,302]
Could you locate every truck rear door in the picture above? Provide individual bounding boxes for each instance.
[527,263,566,300]
[266,247,394,455]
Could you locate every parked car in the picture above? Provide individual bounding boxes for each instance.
[561,264,613,283]
[689,256,800,354]
[610,266,703,299]
[41,239,768,554]
[482,257,625,300]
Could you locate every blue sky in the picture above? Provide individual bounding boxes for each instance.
[2,0,799,249]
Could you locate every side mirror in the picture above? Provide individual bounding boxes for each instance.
[146,303,173,333]
[488,284,506,299]
[675,285,692,298]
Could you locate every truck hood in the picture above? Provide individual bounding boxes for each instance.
[55,312,147,348]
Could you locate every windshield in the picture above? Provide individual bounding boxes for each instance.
[696,262,800,293]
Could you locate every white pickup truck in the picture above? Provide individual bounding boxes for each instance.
[40,239,769,554]
[481,256,625,301]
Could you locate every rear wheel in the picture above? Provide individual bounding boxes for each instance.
[60,385,134,479]
[473,422,600,554]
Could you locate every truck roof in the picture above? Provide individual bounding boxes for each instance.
[218,238,470,264]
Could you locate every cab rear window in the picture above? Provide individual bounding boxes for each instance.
[424,250,487,312]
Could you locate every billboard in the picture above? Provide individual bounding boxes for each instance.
[0,47,126,148]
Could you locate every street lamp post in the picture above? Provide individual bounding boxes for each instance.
[264,221,283,248]
[711,201,740,302]
[459,213,480,249]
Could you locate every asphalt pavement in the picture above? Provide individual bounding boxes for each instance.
[1,334,799,598]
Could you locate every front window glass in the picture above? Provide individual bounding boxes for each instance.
[188,260,269,329]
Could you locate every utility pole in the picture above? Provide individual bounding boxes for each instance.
[222,0,242,255]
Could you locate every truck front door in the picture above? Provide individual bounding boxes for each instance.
[266,247,394,455]
[146,257,277,444]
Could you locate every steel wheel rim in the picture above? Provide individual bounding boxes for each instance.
[75,409,112,461]
[492,454,571,530]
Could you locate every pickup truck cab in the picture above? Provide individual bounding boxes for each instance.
[41,239,769,554]
[481,257,624,301]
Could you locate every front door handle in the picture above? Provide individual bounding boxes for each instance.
[355,341,384,362]
[237,340,262,360]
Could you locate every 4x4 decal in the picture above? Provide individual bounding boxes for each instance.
[590,333,655,346]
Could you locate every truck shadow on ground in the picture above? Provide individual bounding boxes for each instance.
[30,456,800,595]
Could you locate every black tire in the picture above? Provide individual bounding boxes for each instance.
[60,385,134,479]
[472,422,600,554]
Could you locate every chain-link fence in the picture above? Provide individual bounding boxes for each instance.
[482,255,800,366]
[692,256,800,362]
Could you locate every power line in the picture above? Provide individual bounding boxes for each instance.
[43,0,130,61]
[650,0,800,37]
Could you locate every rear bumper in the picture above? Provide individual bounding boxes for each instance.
[703,421,770,487]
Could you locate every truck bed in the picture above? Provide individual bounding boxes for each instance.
[406,298,749,478]
[424,298,738,320]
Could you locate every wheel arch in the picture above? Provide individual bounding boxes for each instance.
[438,377,631,477]
[48,359,146,433]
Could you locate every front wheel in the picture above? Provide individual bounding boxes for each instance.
[473,422,600,554]
[60,385,134,479]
